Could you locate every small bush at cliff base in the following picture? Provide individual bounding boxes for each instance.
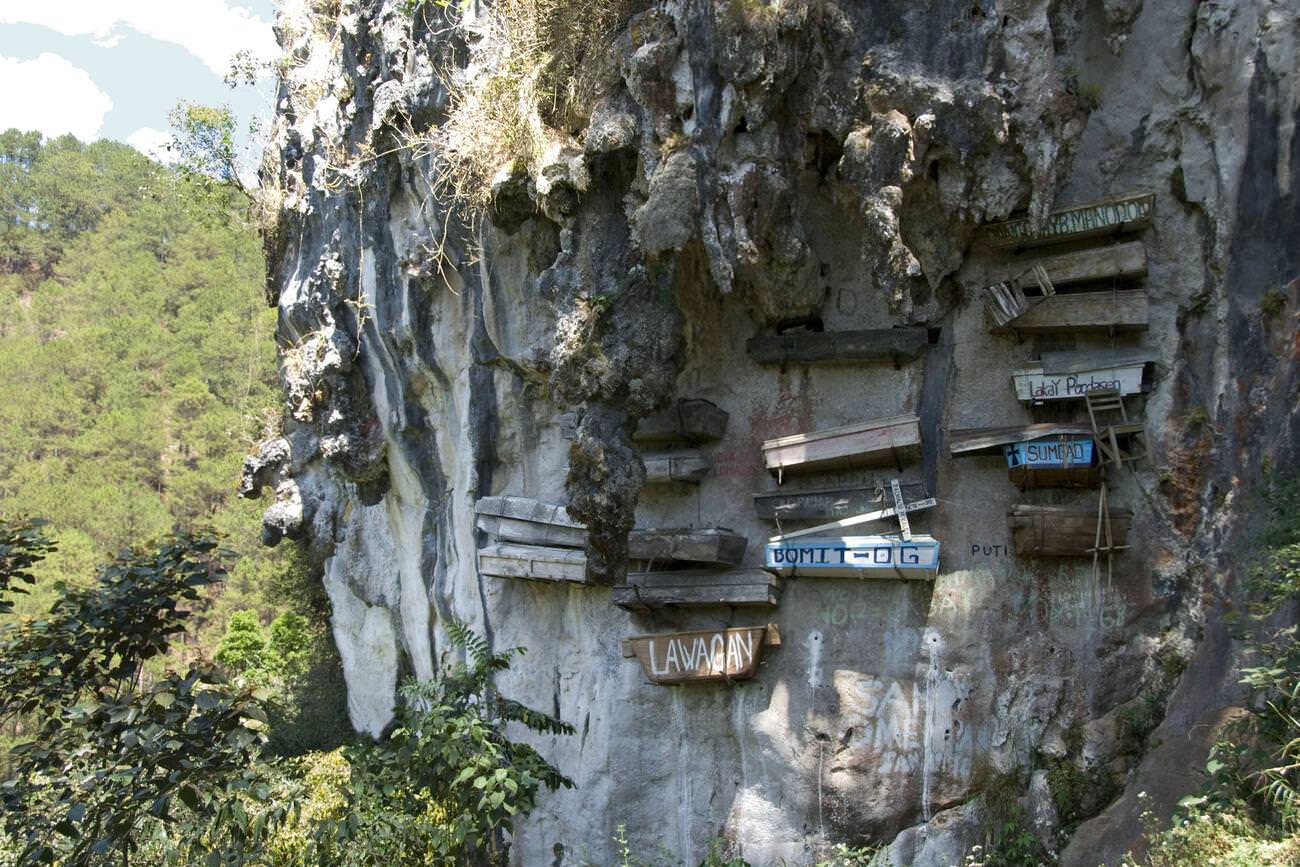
[302,619,574,866]
[0,524,286,866]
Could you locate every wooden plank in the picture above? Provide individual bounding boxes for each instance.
[746,328,928,365]
[1012,361,1147,402]
[949,423,1095,456]
[753,482,928,520]
[1007,505,1133,557]
[613,570,781,610]
[1040,348,1154,374]
[762,415,921,475]
[764,534,941,580]
[634,399,729,445]
[627,528,747,566]
[770,497,936,542]
[985,193,1155,249]
[1001,290,1148,334]
[988,241,1147,291]
[642,451,711,484]
[478,543,590,584]
[621,625,780,684]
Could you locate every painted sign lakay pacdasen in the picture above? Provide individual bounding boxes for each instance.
[1003,436,1094,469]
[1012,361,1146,402]
[764,535,940,580]
[622,624,781,685]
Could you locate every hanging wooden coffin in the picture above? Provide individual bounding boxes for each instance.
[1007,505,1133,557]
[985,193,1155,249]
[753,481,929,521]
[762,415,922,477]
[999,290,1149,334]
[478,543,590,584]
[1012,350,1151,403]
[642,451,712,485]
[764,534,940,580]
[622,624,781,684]
[474,496,586,548]
[627,528,747,567]
[1004,436,1100,489]
[612,569,782,610]
[634,399,729,446]
[746,328,928,365]
[986,241,1148,293]
[949,423,1095,456]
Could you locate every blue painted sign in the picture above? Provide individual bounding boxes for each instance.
[764,535,940,580]
[1003,436,1094,470]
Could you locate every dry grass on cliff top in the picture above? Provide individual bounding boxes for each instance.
[408,0,635,216]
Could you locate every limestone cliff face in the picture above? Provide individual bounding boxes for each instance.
[246,0,1300,863]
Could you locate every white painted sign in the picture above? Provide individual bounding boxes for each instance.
[764,535,940,580]
[1012,362,1145,402]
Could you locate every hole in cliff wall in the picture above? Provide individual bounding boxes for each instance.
[775,316,825,334]
[927,327,943,345]
[805,130,844,179]
[733,116,749,134]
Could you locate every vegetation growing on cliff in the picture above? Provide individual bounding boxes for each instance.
[401,0,633,215]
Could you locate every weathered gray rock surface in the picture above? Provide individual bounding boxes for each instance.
[247,0,1300,863]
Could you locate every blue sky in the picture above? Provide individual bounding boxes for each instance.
[0,1,278,167]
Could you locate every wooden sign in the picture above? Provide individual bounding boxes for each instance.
[474,496,586,548]
[1012,350,1150,403]
[762,415,921,477]
[985,193,1154,249]
[753,482,929,521]
[747,328,928,365]
[628,528,747,567]
[764,534,940,580]
[1004,437,1094,469]
[622,624,781,684]
[642,451,711,485]
[612,569,781,610]
[478,543,590,584]
[634,399,729,446]
[998,290,1149,334]
[1007,505,1133,557]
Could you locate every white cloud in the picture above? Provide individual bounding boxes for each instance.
[126,126,177,163]
[0,53,112,140]
[0,1,278,77]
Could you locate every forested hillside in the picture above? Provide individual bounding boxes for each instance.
[0,131,346,752]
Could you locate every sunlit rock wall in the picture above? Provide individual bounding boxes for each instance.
[247,0,1300,863]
